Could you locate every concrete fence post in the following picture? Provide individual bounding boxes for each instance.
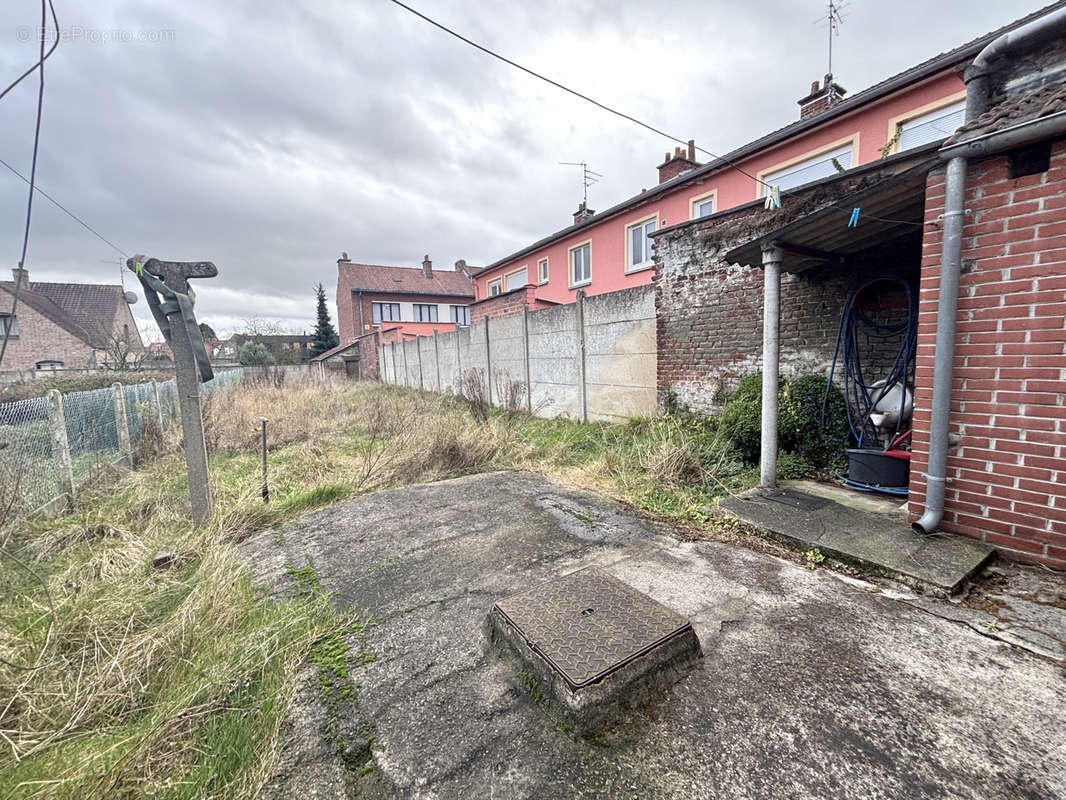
[150,379,164,431]
[455,327,462,389]
[416,337,425,389]
[433,329,441,392]
[522,305,532,413]
[575,290,588,423]
[47,389,75,507]
[485,318,493,405]
[402,340,410,388]
[112,382,133,466]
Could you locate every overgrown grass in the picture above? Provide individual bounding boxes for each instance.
[0,379,767,798]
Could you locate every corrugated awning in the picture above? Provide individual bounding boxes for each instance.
[725,160,934,273]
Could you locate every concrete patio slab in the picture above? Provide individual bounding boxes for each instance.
[247,471,1064,800]
[720,487,995,594]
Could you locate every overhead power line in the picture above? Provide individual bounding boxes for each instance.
[0,0,60,369]
[0,0,59,104]
[385,0,772,190]
[0,157,128,257]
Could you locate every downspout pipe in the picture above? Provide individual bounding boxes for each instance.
[759,244,783,488]
[963,6,1066,121]
[913,5,1066,535]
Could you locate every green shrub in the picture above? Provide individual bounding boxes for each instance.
[775,451,810,480]
[719,373,850,472]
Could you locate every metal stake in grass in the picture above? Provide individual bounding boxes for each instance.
[260,417,269,503]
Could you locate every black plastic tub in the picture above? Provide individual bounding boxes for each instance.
[846,448,910,487]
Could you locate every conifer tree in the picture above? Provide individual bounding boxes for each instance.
[310,283,340,356]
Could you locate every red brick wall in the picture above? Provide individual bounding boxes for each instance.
[357,333,380,380]
[909,139,1066,568]
[0,296,96,369]
[469,286,537,324]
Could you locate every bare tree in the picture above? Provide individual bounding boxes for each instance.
[93,321,146,370]
[239,318,290,336]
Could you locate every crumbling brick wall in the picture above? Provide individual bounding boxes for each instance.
[654,187,919,414]
[469,286,538,325]
[909,140,1066,568]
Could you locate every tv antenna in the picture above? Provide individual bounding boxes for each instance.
[558,161,603,206]
[819,1,847,77]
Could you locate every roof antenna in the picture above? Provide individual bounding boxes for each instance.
[558,161,603,207]
[823,0,846,77]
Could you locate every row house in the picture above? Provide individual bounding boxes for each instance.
[467,7,1059,320]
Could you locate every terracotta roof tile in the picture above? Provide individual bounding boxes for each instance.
[339,263,474,297]
[946,82,1066,144]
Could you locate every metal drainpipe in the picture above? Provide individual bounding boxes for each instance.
[357,290,365,333]
[759,244,783,488]
[913,5,1066,535]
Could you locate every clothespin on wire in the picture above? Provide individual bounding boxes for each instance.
[764,185,781,211]
[848,207,860,227]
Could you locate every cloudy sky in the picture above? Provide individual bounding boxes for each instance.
[0,0,1046,339]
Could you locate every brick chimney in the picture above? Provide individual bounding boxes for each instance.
[422,254,433,278]
[11,267,27,289]
[573,202,596,225]
[798,74,846,119]
[657,140,700,184]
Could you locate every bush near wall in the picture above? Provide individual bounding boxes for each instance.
[719,373,850,474]
[0,371,174,403]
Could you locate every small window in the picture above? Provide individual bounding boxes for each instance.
[413,303,438,322]
[762,142,854,194]
[898,100,966,152]
[450,305,470,326]
[538,258,549,284]
[504,267,528,292]
[0,314,17,338]
[488,278,502,297]
[372,302,401,324]
[35,360,63,370]
[570,243,591,286]
[692,196,715,218]
[626,218,657,272]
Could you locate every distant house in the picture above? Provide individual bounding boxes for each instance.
[0,267,143,371]
[335,255,475,344]
[232,332,315,363]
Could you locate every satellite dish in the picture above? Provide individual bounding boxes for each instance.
[124,291,138,304]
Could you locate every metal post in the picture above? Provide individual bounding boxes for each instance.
[522,305,532,413]
[260,417,269,503]
[113,382,132,467]
[575,290,588,423]
[760,244,783,488]
[150,379,165,431]
[47,389,74,507]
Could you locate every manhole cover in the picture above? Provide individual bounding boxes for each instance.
[492,566,694,690]
[765,489,831,511]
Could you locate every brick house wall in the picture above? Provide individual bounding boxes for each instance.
[468,286,541,325]
[909,138,1066,568]
[654,185,920,413]
[0,299,97,370]
[357,332,380,380]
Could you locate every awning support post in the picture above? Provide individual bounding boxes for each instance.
[760,244,783,488]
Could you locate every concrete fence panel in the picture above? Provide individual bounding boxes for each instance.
[527,302,581,419]
[583,286,657,420]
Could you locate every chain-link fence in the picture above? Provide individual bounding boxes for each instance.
[0,368,243,518]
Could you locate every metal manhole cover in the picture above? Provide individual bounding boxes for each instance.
[765,489,831,511]
[492,566,692,690]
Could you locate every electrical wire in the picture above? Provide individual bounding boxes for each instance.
[386,0,931,229]
[0,0,59,104]
[0,0,58,370]
[0,157,128,257]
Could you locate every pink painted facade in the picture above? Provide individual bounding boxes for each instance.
[474,70,966,304]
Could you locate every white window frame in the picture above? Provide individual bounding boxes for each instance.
[689,189,717,219]
[504,266,528,292]
[538,258,549,284]
[450,305,470,326]
[757,136,858,197]
[487,278,502,297]
[887,94,967,154]
[625,215,658,274]
[35,360,63,370]
[569,241,591,288]
[413,303,438,323]
[372,302,401,324]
